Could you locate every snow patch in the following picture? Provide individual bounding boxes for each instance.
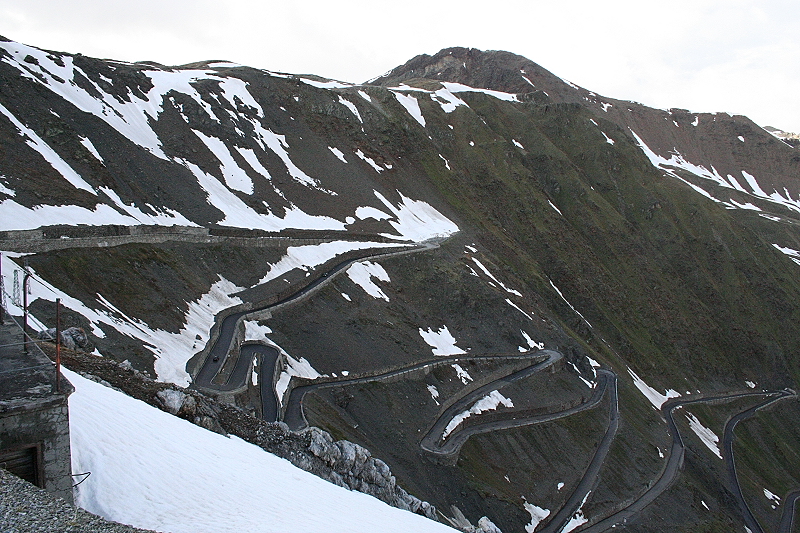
[347,261,391,301]
[452,364,473,385]
[419,326,466,356]
[686,412,722,459]
[0,103,96,195]
[393,92,426,127]
[427,385,440,405]
[328,146,348,163]
[64,368,454,533]
[79,136,104,163]
[628,368,680,409]
[523,500,550,533]
[442,390,513,438]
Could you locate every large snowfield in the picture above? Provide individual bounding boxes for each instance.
[64,368,456,533]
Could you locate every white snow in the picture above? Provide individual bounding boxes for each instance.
[439,154,451,170]
[64,368,455,533]
[177,159,344,231]
[341,292,352,301]
[0,102,96,195]
[738,136,745,142]
[357,90,372,102]
[373,190,459,242]
[557,482,565,491]
[393,92,426,127]
[523,500,550,533]
[0,178,14,197]
[244,320,272,340]
[338,96,362,123]
[298,77,352,89]
[506,299,534,321]
[442,390,513,438]
[686,412,722,459]
[764,488,781,508]
[79,136,104,163]
[441,82,519,102]
[256,241,406,286]
[628,368,680,409]
[520,331,544,350]
[471,258,522,296]
[328,146,348,163]
[600,102,612,112]
[452,364,473,385]
[562,491,591,533]
[427,385,440,405]
[355,149,384,172]
[692,116,699,126]
[431,87,468,113]
[355,205,392,221]
[701,500,709,510]
[601,131,615,145]
[548,279,591,328]
[547,200,562,216]
[419,326,466,356]
[347,261,391,301]
[771,244,800,266]
[193,130,254,194]
[512,139,524,149]
[631,129,800,215]
[0,251,240,387]
[746,380,757,388]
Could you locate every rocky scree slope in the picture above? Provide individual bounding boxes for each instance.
[1,37,799,533]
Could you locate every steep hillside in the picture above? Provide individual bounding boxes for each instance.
[1,37,799,533]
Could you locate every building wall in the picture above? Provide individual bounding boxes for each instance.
[0,400,73,503]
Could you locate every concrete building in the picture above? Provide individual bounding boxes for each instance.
[0,317,74,503]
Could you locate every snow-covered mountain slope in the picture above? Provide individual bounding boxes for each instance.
[64,367,456,533]
[2,36,800,533]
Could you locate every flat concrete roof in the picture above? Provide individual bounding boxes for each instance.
[0,316,72,414]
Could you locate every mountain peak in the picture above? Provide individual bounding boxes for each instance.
[370,46,590,104]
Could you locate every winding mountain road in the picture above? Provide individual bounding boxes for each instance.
[192,241,432,402]
[283,351,555,432]
[579,389,797,533]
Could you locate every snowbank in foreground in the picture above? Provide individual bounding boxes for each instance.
[64,368,455,533]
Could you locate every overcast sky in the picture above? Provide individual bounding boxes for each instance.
[1,0,798,132]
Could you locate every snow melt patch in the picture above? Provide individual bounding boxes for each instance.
[355,149,384,173]
[628,368,680,409]
[64,368,455,533]
[338,96,362,123]
[452,364,473,385]
[177,159,344,231]
[419,326,466,356]
[193,130,254,194]
[374,190,459,242]
[256,241,406,286]
[427,385,440,405]
[523,500,550,533]
[441,82,519,102]
[328,146,348,163]
[0,102,96,195]
[772,244,800,266]
[686,412,722,459]
[470,258,522,296]
[347,261,391,301]
[393,92,426,127]
[79,136,104,163]
[520,331,544,351]
[443,390,514,438]
[562,491,591,533]
[431,87,468,113]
